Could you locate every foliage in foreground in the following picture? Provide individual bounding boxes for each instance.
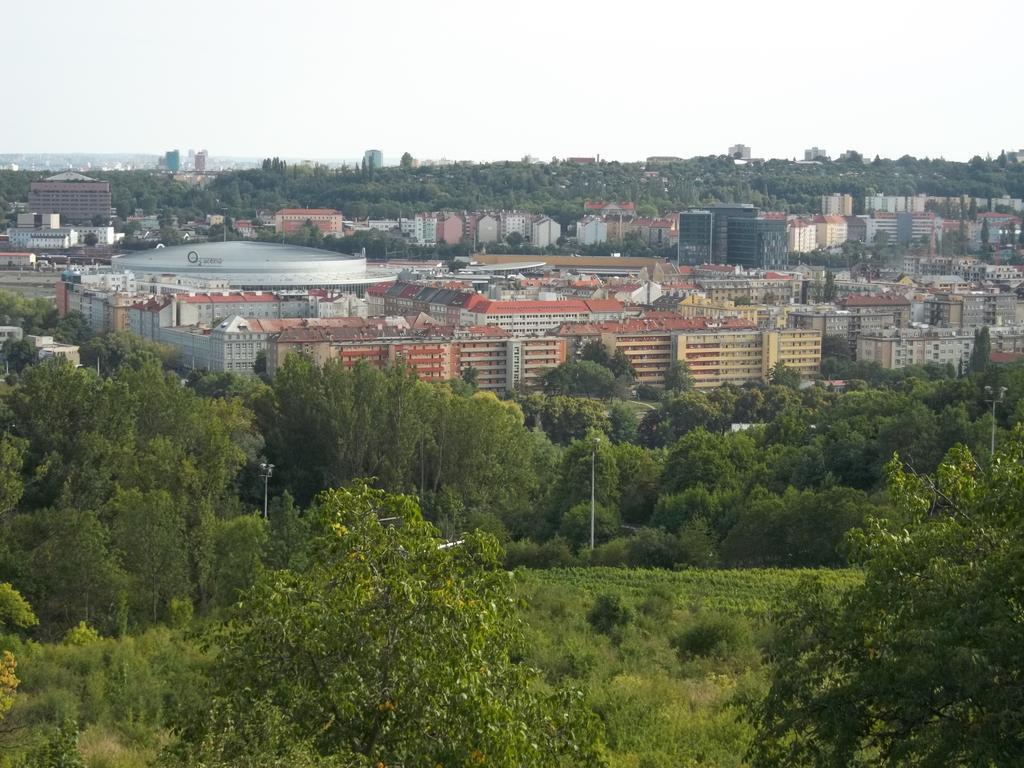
[751,432,1024,766]
[170,484,606,767]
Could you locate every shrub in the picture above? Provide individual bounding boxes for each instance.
[586,593,632,634]
[63,622,100,646]
[671,614,753,660]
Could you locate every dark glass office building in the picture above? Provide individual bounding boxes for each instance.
[677,204,759,265]
[677,210,714,264]
[726,217,788,270]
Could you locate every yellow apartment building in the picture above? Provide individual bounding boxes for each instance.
[675,328,821,388]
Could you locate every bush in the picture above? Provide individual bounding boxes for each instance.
[63,622,101,646]
[638,584,677,622]
[504,537,577,569]
[586,593,633,634]
[671,614,753,660]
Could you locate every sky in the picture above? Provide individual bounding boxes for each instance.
[5,0,1021,163]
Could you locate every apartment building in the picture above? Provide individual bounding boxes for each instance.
[864,194,928,214]
[922,292,1017,328]
[577,216,608,245]
[413,214,438,245]
[499,211,530,240]
[787,218,818,253]
[266,325,566,393]
[562,317,759,386]
[475,214,499,244]
[865,212,941,246]
[837,294,912,326]
[857,328,973,370]
[274,208,344,235]
[788,307,900,356]
[530,216,562,248]
[676,328,821,388]
[464,298,629,335]
[814,215,848,248]
[820,194,854,216]
[697,275,803,305]
[436,213,464,245]
[676,295,786,327]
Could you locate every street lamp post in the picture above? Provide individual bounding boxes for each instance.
[259,461,274,519]
[590,437,601,551]
[984,386,1007,457]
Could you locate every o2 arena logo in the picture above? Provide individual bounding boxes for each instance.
[186,250,223,266]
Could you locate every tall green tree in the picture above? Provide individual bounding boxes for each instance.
[750,438,1024,766]
[663,360,694,392]
[970,326,991,372]
[172,484,606,767]
[109,489,190,624]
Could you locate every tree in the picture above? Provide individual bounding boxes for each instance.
[820,334,852,361]
[537,395,611,445]
[542,360,617,399]
[664,360,693,392]
[82,232,99,247]
[0,582,38,722]
[750,438,1024,767]
[460,365,478,388]
[823,270,837,301]
[981,217,990,249]
[769,361,801,389]
[970,326,991,373]
[54,311,94,345]
[399,152,414,169]
[173,484,606,767]
[2,338,36,373]
[505,231,524,248]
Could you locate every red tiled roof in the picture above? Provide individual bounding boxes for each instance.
[584,299,626,311]
[990,352,1024,364]
[584,200,637,212]
[275,208,341,216]
[177,292,280,304]
[556,316,755,337]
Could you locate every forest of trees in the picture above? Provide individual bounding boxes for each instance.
[3,153,1024,234]
[1,326,1023,763]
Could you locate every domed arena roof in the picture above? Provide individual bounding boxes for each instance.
[111,241,398,290]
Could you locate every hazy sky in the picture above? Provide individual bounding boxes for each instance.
[6,0,1021,162]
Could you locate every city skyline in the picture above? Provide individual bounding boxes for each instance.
[4,0,1021,164]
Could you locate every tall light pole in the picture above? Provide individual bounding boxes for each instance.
[590,437,601,551]
[259,462,274,519]
[984,386,1007,456]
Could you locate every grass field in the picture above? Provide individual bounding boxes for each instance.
[519,566,862,618]
[515,567,861,767]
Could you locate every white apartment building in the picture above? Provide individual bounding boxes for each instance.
[857,328,973,370]
[787,218,818,253]
[530,216,561,248]
[577,216,608,245]
[412,215,437,245]
[814,216,848,248]
[820,194,854,216]
[475,214,499,244]
[499,211,530,241]
[864,194,929,214]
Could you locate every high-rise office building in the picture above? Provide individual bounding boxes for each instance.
[678,210,714,264]
[726,217,788,270]
[363,149,383,170]
[28,172,112,225]
[728,144,751,160]
[677,204,759,265]
[164,150,181,173]
[195,150,208,173]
